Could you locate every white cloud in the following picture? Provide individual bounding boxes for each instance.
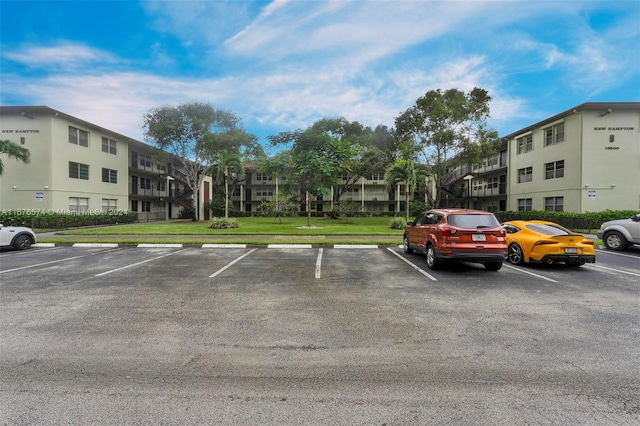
[2,42,119,69]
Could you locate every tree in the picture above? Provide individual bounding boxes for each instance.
[395,88,501,208]
[206,149,243,218]
[269,129,352,227]
[0,139,30,176]
[142,102,251,220]
[384,158,428,221]
[308,118,393,217]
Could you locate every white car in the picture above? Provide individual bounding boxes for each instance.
[596,213,640,251]
[0,224,37,250]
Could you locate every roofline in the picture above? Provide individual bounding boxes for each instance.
[501,102,640,140]
[0,105,144,146]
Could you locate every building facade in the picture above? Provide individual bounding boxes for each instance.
[2,103,638,219]
[0,106,212,221]
[504,102,639,213]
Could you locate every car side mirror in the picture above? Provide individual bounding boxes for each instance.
[633,214,640,222]
[407,221,414,226]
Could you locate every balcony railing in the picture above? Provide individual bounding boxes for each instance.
[129,185,168,197]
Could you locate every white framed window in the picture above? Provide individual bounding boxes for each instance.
[141,201,151,212]
[545,196,564,211]
[256,188,273,197]
[256,173,269,181]
[517,167,533,183]
[69,126,89,147]
[140,177,151,189]
[516,134,533,154]
[139,155,152,168]
[545,160,564,179]
[102,168,118,184]
[370,172,384,181]
[102,137,117,155]
[69,162,89,180]
[69,197,89,213]
[544,123,565,146]
[518,198,532,211]
[102,199,117,212]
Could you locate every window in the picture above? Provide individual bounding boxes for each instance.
[518,198,532,211]
[340,173,349,181]
[141,201,151,212]
[487,157,498,167]
[544,123,565,146]
[131,200,138,212]
[101,137,117,154]
[69,197,89,213]
[139,155,152,168]
[102,199,117,212]
[545,196,564,211]
[370,172,384,181]
[140,177,151,190]
[102,168,118,184]
[233,188,241,196]
[256,173,269,181]
[256,188,273,197]
[545,160,564,179]
[516,134,533,154]
[69,162,89,180]
[487,176,499,189]
[69,126,89,147]
[517,167,533,183]
[157,180,166,192]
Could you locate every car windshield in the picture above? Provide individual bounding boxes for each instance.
[526,224,571,236]
[448,214,499,229]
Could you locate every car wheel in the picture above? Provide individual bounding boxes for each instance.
[603,231,629,251]
[12,235,32,250]
[425,244,440,270]
[484,261,503,271]
[403,235,414,254]
[507,243,525,265]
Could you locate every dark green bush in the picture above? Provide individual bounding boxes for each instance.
[0,210,138,230]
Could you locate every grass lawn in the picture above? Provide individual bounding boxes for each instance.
[39,216,407,245]
[55,216,405,235]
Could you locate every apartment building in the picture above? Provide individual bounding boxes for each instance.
[504,102,639,213]
[0,106,212,221]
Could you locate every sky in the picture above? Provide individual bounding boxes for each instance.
[1,0,639,151]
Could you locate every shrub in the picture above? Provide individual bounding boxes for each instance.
[389,217,407,230]
[208,217,240,229]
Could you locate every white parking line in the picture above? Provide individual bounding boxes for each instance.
[267,244,313,249]
[315,248,323,279]
[585,263,640,278]
[1,248,121,275]
[501,263,559,283]
[596,249,640,260]
[209,248,257,278]
[386,248,437,281]
[137,243,183,248]
[95,248,188,276]
[73,243,119,248]
[202,244,247,248]
[333,244,378,249]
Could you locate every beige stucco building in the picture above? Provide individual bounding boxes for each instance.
[0,106,211,221]
[504,102,639,213]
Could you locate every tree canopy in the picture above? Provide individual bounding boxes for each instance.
[0,139,30,176]
[395,87,501,208]
[142,102,256,219]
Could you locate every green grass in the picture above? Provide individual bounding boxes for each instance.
[54,216,404,236]
[38,216,406,245]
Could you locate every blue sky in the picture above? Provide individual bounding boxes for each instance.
[1,0,639,149]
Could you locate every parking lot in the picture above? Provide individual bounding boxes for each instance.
[1,244,639,425]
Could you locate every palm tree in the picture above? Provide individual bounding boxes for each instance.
[0,139,30,176]
[384,158,428,221]
[206,149,243,218]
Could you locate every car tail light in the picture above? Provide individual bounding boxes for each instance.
[582,240,594,246]
[439,226,456,237]
[534,240,558,246]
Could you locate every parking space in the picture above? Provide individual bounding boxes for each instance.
[1,245,639,424]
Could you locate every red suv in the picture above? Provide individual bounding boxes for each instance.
[403,209,507,271]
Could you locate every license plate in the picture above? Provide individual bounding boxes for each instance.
[565,248,578,254]
[472,234,486,242]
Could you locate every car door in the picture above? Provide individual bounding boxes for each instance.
[407,212,427,249]
[0,225,11,247]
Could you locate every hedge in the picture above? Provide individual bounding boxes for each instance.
[0,211,138,230]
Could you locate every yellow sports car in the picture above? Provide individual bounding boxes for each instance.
[501,220,595,266]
